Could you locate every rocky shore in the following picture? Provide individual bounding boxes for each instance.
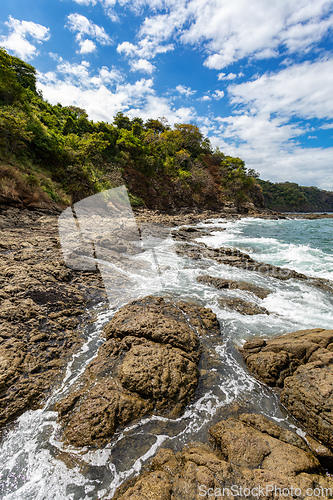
[1,203,333,498]
[0,206,106,428]
[114,413,333,499]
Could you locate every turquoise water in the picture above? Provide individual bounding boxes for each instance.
[198,217,333,281]
[0,217,332,499]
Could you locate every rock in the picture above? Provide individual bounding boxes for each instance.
[171,226,212,242]
[240,329,333,452]
[55,296,221,447]
[0,208,105,428]
[114,414,333,500]
[176,243,333,293]
[209,416,319,475]
[218,297,270,315]
[197,275,270,299]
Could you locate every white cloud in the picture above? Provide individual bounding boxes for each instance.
[201,95,211,101]
[72,0,97,4]
[229,59,333,121]
[1,16,50,60]
[130,58,155,73]
[200,58,333,189]
[212,90,224,100]
[110,0,333,70]
[79,39,97,53]
[117,39,174,60]
[37,58,196,126]
[66,13,112,52]
[218,72,238,80]
[175,85,196,97]
[181,0,333,69]
[320,123,333,130]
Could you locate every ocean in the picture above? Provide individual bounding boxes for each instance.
[0,216,332,499]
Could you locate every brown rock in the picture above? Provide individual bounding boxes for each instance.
[0,208,105,428]
[218,297,270,315]
[197,275,270,299]
[56,296,221,447]
[176,243,333,293]
[115,414,333,500]
[240,329,333,451]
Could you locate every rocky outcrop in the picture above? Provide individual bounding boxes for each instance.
[0,207,105,428]
[240,329,333,452]
[55,296,221,447]
[114,414,333,499]
[176,242,333,293]
[218,297,269,315]
[197,275,270,299]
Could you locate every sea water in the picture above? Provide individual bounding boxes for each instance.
[0,217,332,499]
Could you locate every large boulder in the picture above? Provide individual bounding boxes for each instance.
[114,414,333,500]
[240,329,333,452]
[55,296,220,447]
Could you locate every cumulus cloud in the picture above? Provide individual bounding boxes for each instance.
[79,39,97,53]
[0,16,50,60]
[69,0,333,71]
[130,58,155,73]
[111,0,333,70]
[66,13,112,53]
[175,85,196,97]
[202,60,333,189]
[212,90,224,100]
[72,0,98,4]
[218,72,238,80]
[229,59,333,121]
[117,39,174,61]
[37,58,195,126]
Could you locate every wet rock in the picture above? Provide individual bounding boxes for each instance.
[55,296,221,447]
[218,297,270,315]
[197,275,270,299]
[171,227,211,242]
[0,208,105,428]
[240,329,333,451]
[114,414,333,500]
[209,416,319,475]
[177,242,333,293]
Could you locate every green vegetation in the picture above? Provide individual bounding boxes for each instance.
[0,47,262,211]
[258,180,333,212]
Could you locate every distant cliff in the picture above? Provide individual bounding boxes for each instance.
[259,180,333,212]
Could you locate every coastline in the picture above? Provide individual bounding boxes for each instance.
[0,203,333,498]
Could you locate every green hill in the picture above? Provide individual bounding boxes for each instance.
[258,179,333,212]
[0,47,263,212]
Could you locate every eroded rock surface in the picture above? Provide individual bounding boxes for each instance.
[55,296,221,447]
[240,329,333,451]
[0,207,105,427]
[197,275,270,299]
[114,414,333,500]
[218,297,269,315]
[176,243,333,293]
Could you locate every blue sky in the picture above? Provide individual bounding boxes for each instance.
[1,0,333,189]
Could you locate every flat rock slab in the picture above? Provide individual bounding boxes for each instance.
[218,297,269,315]
[197,275,270,299]
[0,208,105,428]
[55,296,221,447]
[114,414,333,500]
[240,329,333,452]
[176,243,333,293]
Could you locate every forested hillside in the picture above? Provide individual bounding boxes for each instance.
[259,180,333,212]
[0,48,263,212]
